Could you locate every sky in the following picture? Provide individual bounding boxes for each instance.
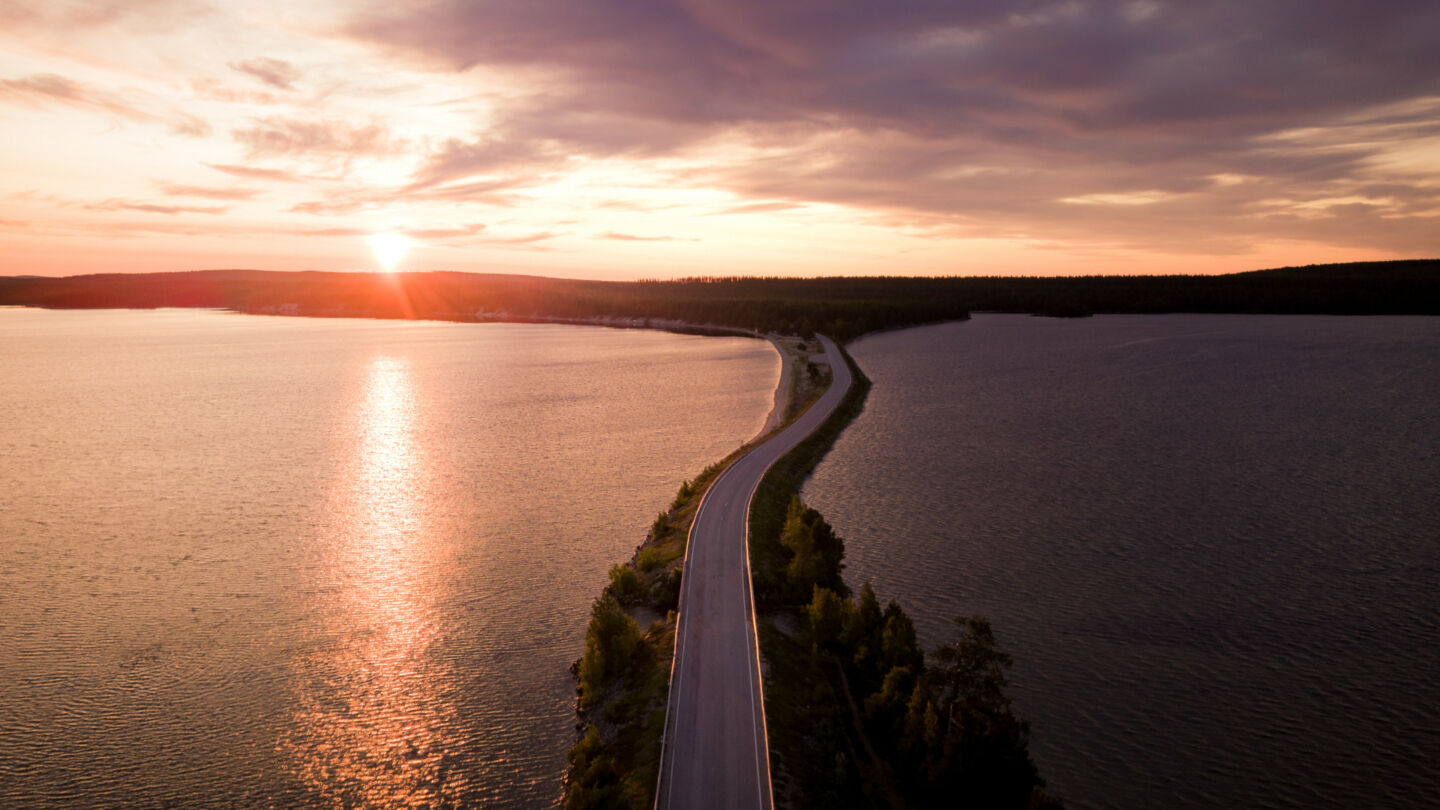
[2,0,1438,279]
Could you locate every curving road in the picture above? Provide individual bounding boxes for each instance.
[656,335,854,810]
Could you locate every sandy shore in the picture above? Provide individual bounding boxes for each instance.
[752,337,795,441]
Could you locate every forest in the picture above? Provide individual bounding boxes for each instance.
[3,259,1437,342]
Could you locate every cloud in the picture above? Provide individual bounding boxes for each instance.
[170,113,211,137]
[1059,191,1177,206]
[0,73,152,121]
[0,0,210,33]
[405,223,486,239]
[488,231,558,245]
[189,78,279,105]
[287,182,516,215]
[232,117,405,160]
[712,200,805,215]
[229,57,302,91]
[406,136,559,189]
[0,73,211,136]
[345,0,1440,256]
[289,199,368,215]
[290,223,487,243]
[295,226,368,237]
[158,184,259,200]
[89,199,228,215]
[405,179,525,206]
[598,231,695,242]
[203,162,303,182]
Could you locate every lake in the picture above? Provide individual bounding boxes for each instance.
[0,308,777,808]
[804,314,1440,809]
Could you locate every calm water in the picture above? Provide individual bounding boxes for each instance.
[0,308,777,808]
[806,314,1440,809]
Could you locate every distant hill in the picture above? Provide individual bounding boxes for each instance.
[2,260,1437,341]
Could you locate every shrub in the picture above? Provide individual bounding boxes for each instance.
[578,595,642,705]
[807,585,850,650]
[608,564,646,605]
[671,479,694,510]
[651,567,683,613]
[636,546,665,573]
[565,725,625,810]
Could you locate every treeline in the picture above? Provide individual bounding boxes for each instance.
[4,259,1438,342]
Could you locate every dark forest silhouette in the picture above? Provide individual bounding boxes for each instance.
[4,259,1437,341]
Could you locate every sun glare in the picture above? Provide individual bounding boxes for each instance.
[367,233,411,271]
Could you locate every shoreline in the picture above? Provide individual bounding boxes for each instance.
[752,337,794,442]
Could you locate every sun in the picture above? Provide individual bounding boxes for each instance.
[367,233,411,271]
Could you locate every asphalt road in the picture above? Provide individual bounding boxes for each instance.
[656,335,854,810]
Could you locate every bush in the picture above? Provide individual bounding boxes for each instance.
[671,479,694,510]
[807,586,850,650]
[636,546,665,573]
[651,568,683,613]
[566,725,624,810]
[578,595,642,705]
[608,564,646,605]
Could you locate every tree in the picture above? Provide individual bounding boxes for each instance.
[565,725,624,810]
[577,595,642,705]
[847,580,885,687]
[932,617,1012,716]
[780,496,848,600]
[864,665,916,748]
[880,602,924,675]
[807,585,850,650]
[898,616,1042,809]
[608,564,645,605]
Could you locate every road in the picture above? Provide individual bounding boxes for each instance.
[656,335,854,810]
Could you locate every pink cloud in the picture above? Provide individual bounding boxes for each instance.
[158,184,259,201]
[229,57,301,91]
[88,199,228,215]
[203,163,303,183]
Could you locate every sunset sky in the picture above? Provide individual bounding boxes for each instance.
[3,0,1438,279]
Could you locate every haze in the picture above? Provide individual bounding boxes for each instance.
[2,0,1438,278]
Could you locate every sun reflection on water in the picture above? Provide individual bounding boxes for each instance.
[284,355,463,807]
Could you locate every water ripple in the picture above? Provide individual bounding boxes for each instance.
[807,315,1440,809]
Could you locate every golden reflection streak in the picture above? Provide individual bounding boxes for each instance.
[285,356,462,807]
